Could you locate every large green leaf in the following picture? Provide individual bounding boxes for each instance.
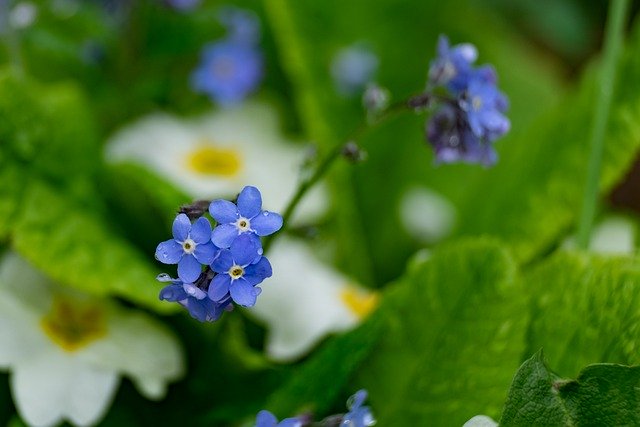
[500,350,640,426]
[263,0,565,285]
[11,180,176,313]
[348,239,527,425]
[525,250,640,378]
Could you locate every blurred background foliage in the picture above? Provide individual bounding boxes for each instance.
[2,0,640,426]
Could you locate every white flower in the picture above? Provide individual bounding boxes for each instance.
[462,415,498,427]
[246,238,379,362]
[0,253,184,427]
[562,215,636,254]
[399,186,457,244]
[105,101,327,223]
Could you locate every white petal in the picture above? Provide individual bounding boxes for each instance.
[12,348,119,427]
[80,307,184,399]
[0,252,53,313]
[248,238,372,362]
[462,415,498,427]
[399,186,457,244]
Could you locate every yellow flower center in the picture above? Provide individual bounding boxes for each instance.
[340,287,380,319]
[182,238,196,254]
[40,296,107,352]
[186,143,242,177]
[229,265,244,279]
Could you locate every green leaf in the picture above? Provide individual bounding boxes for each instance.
[500,350,640,426]
[11,180,176,313]
[525,250,640,378]
[350,239,527,425]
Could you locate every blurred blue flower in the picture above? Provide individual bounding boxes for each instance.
[255,410,302,427]
[208,234,272,307]
[460,68,510,140]
[165,0,201,12]
[331,44,379,95]
[428,35,478,93]
[218,5,260,45]
[191,39,263,107]
[209,186,283,248]
[341,390,375,427]
[158,274,230,322]
[155,214,219,283]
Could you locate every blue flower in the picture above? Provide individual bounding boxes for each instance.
[209,186,283,248]
[208,234,272,307]
[155,214,219,283]
[255,410,302,427]
[426,104,497,166]
[428,35,478,94]
[157,274,230,322]
[165,0,201,11]
[331,44,379,95]
[218,6,261,45]
[341,390,375,427]
[460,68,510,140]
[191,39,263,107]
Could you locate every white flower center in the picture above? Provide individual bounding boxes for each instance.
[182,238,197,254]
[229,265,244,280]
[472,96,483,111]
[236,217,251,232]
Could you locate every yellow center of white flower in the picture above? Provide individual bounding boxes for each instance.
[186,144,242,177]
[40,297,107,352]
[229,265,244,279]
[340,287,379,319]
[182,238,196,254]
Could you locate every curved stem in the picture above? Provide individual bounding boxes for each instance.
[263,99,412,251]
[576,0,629,249]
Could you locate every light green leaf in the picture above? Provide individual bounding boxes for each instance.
[351,239,527,425]
[11,180,176,313]
[525,250,640,378]
[500,350,640,426]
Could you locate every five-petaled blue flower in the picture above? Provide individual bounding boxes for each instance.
[155,214,219,283]
[208,234,272,307]
[460,68,510,140]
[255,410,302,427]
[428,35,478,93]
[209,186,283,248]
[341,390,376,427]
[157,274,230,322]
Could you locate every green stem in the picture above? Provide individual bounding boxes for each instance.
[263,100,410,251]
[576,0,629,249]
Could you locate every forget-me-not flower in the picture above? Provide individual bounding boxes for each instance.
[209,234,272,307]
[341,390,375,427]
[155,214,219,283]
[331,43,379,95]
[209,186,283,248]
[158,274,231,322]
[428,35,477,93]
[218,5,260,45]
[255,410,302,427]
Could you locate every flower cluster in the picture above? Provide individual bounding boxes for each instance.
[254,389,375,427]
[424,35,510,166]
[191,6,263,106]
[155,186,282,321]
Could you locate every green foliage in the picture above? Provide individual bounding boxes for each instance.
[345,239,526,425]
[500,350,640,426]
[525,250,640,378]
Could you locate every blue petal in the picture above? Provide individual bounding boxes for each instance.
[155,240,184,264]
[279,418,302,427]
[211,249,234,273]
[172,213,191,241]
[230,278,258,307]
[190,217,213,244]
[159,284,188,302]
[209,199,239,224]
[211,223,239,248]
[182,283,207,300]
[185,298,207,322]
[244,256,272,285]
[237,186,262,218]
[178,254,202,283]
[194,242,219,265]
[230,233,261,266]
[208,273,231,301]
[255,410,278,427]
[250,211,283,236]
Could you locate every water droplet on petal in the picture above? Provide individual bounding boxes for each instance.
[257,247,264,256]
[156,273,173,282]
[262,211,269,216]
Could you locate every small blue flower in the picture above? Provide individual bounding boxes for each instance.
[157,274,231,322]
[218,6,261,45]
[209,186,283,248]
[428,35,478,94]
[426,104,497,166]
[341,390,375,427]
[191,39,263,107]
[155,214,219,283]
[331,44,379,96]
[208,234,272,307]
[255,410,302,427]
[165,0,201,11]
